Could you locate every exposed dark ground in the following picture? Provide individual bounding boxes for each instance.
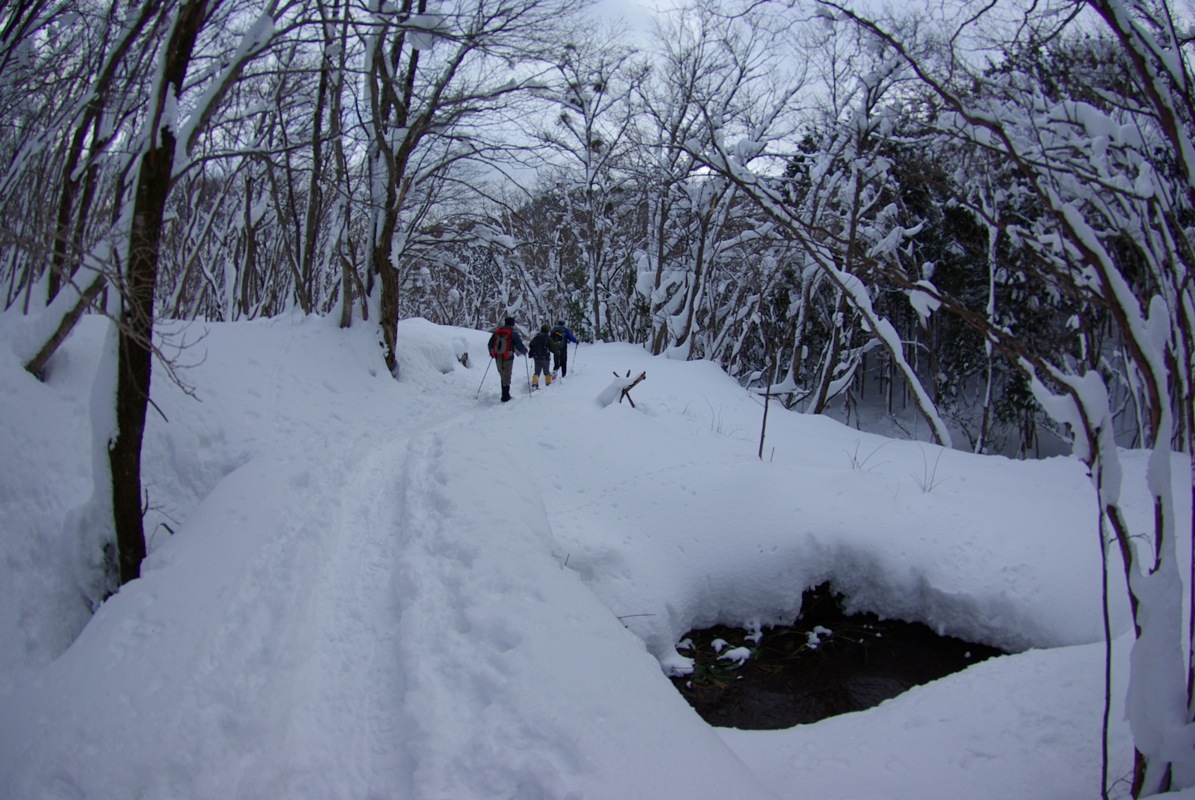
[670,583,1006,729]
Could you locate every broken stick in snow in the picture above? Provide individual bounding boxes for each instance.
[618,370,646,408]
[596,370,648,408]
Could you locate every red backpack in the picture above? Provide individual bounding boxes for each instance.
[490,326,513,359]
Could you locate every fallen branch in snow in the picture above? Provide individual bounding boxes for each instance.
[596,370,647,408]
[618,371,646,407]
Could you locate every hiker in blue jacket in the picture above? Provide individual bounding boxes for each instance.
[549,321,578,378]
[487,316,527,402]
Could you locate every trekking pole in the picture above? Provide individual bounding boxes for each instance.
[524,352,533,395]
[474,357,493,399]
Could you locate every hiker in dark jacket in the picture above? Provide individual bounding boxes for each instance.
[487,316,527,402]
[549,321,578,377]
[528,324,557,390]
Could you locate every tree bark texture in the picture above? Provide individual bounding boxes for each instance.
[109,0,210,584]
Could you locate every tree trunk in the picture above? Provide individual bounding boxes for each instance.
[109,0,209,585]
[299,42,329,312]
[378,250,400,374]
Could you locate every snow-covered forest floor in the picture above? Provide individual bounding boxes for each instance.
[0,311,1190,799]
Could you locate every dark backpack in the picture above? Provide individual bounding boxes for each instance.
[490,326,513,358]
[551,328,564,347]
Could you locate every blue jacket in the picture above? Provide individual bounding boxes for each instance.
[549,325,577,348]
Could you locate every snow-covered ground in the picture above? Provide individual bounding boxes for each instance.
[0,311,1189,799]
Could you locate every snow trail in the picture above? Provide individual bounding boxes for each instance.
[248,431,418,797]
[384,416,775,799]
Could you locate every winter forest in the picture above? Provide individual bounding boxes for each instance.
[2,0,1195,796]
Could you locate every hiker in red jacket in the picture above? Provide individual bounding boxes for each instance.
[487,316,527,402]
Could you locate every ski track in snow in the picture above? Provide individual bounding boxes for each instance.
[390,425,588,799]
[259,431,417,798]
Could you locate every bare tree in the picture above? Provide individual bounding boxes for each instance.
[33,0,282,587]
[528,25,642,340]
[686,6,953,444]
[0,1,153,339]
[805,1,1195,793]
[633,5,784,359]
[107,0,214,583]
[359,0,588,375]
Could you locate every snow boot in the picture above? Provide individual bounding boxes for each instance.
[501,385,511,402]
[545,373,552,386]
